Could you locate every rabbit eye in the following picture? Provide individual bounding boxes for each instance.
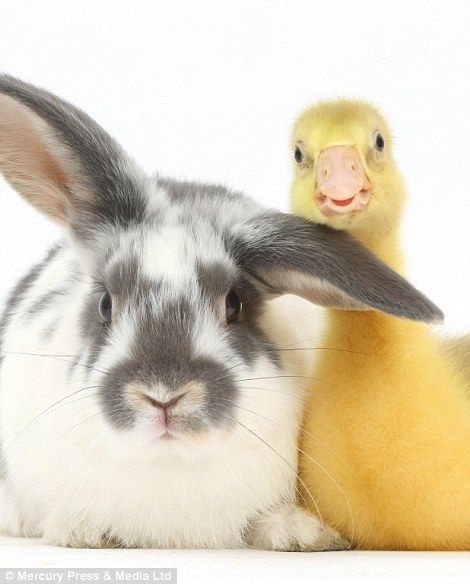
[294,146,303,163]
[225,290,242,324]
[99,292,112,323]
[374,132,385,151]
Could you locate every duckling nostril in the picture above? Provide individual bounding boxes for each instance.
[318,165,329,180]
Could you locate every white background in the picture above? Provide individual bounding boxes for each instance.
[0,1,469,582]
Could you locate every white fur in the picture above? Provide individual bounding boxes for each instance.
[0,245,337,549]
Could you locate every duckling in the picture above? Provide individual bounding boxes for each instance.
[290,100,470,550]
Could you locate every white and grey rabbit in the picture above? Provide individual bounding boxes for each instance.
[0,76,441,550]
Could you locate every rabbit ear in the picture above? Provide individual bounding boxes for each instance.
[0,75,146,237]
[231,212,443,323]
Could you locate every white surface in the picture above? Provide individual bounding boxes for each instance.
[0,1,469,581]
[1,537,469,584]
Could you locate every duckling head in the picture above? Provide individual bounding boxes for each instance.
[291,100,405,238]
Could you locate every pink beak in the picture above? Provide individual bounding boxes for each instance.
[316,146,371,216]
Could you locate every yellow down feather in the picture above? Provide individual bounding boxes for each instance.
[290,100,470,550]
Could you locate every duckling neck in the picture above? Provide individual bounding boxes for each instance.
[328,218,411,351]
[349,221,403,273]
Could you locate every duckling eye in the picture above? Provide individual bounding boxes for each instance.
[225,290,242,324]
[294,146,303,164]
[99,292,112,323]
[375,133,385,151]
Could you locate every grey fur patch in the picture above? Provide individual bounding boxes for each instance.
[0,244,60,479]
[106,254,147,299]
[41,318,60,342]
[157,177,246,207]
[0,245,61,360]
[79,255,155,373]
[196,261,236,302]
[154,175,262,233]
[79,292,112,374]
[25,287,70,322]
[197,262,279,367]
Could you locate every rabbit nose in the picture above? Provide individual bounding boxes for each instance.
[146,392,189,431]
[148,393,186,411]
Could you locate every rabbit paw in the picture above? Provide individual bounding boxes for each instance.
[0,483,42,538]
[42,512,117,548]
[246,504,351,552]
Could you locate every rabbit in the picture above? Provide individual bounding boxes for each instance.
[0,75,442,550]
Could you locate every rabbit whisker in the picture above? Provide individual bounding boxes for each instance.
[276,336,369,356]
[4,385,100,452]
[238,385,304,400]
[237,373,348,391]
[1,351,110,376]
[42,405,110,464]
[275,347,370,356]
[54,409,105,445]
[211,359,248,385]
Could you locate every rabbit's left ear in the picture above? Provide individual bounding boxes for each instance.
[231,212,443,323]
[0,74,146,238]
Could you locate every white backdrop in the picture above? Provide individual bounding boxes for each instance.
[1,0,469,335]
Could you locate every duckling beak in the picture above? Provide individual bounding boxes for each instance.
[316,146,371,216]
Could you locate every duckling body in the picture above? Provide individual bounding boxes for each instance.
[291,101,470,550]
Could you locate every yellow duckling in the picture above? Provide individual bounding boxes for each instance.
[290,100,470,550]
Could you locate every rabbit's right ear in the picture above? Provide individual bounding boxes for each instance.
[0,75,146,238]
[231,212,444,323]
